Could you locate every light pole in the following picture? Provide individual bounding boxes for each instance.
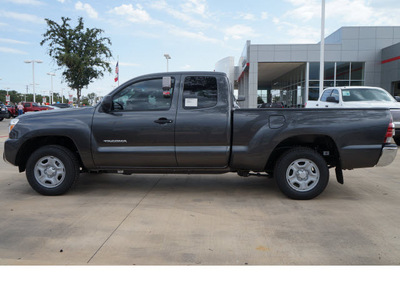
[61,88,65,103]
[24,60,42,103]
[164,54,171,72]
[47,72,55,104]
[319,0,325,97]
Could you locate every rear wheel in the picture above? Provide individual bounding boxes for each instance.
[26,145,80,195]
[274,147,329,200]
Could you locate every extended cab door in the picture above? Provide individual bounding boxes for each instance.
[91,76,178,168]
[175,74,231,168]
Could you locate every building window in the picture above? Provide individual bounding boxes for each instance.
[308,62,364,101]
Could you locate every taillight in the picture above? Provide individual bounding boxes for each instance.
[385,122,395,143]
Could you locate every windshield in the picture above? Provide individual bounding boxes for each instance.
[342,88,395,102]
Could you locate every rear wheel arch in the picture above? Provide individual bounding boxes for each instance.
[265,134,340,174]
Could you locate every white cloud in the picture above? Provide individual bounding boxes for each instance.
[283,0,400,26]
[5,0,44,5]
[57,0,65,3]
[0,46,28,55]
[0,10,44,24]
[150,0,210,29]
[224,24,258,40]
[109,4,151,23]
[75,1,98,19]
[261,12,268,20]
[181,64,192,70]
[0,38,29,44]
[181,0,208,16]
[241,13,257,21]
[120,62,140,67]
[283,0,319,22]
[273,18,320,43]
[168,25,219,43]
[325,0,400,26]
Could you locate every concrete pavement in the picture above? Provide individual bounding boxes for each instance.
[0,119,399,265]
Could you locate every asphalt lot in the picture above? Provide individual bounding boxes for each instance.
[0,118,399,265]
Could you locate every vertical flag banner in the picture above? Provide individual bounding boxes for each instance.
[114,61,119,84]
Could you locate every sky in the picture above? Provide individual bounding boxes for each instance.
[1,0,400,99]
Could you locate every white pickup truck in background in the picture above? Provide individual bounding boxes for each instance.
[306,86,400,145]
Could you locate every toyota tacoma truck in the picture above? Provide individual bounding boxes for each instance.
[3,72,398,200]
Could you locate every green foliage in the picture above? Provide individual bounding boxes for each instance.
[0,89,24,104]
[40,17,112,104]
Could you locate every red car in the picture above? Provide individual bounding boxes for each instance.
[8,102,53,117]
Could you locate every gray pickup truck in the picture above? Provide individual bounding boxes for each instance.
[3,72,398,199]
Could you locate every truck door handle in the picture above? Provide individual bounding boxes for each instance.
[154,118,173,124]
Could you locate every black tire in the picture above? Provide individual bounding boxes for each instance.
[274,147,329,200]
[0,118,3,121]
[26,145,80,196]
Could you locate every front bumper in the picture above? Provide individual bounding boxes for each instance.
[3,138,20,166]
[376,144,398,167]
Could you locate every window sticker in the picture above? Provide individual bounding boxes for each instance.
[185,98,198,107]
[342,91,350,97]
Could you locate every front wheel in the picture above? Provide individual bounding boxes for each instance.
[274,147,329,200]
[26,145,80,195]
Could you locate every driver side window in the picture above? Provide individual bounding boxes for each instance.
[112,78,174,111]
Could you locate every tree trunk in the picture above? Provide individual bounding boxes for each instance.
[76,88,81,106]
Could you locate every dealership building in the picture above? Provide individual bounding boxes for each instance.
[216,26,400,108]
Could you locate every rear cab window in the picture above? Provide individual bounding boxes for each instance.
[183,76,218,109]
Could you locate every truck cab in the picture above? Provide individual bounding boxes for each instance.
[93,72,232,169]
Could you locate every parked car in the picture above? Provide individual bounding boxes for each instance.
[46,105,61,110]
[52,103,73,109]
[4,72,397,200]
[0,103,10,121]
[6,105,17,117]
[23,102,54,113]
[306,86,400,145]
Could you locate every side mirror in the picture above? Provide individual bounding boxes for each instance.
[395,96,400,102]
[326,96,339,103]
[101,95,112,113]
[237,95,245,102]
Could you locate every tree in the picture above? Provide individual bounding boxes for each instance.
[40,17,112,105]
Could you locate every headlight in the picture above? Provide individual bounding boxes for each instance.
[9,118,19,133]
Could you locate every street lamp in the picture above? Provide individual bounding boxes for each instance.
[164,54,171,72]
[47,72,55,104]
[61,88,65,103]
[319,0,325,97]
[24,60,42,103]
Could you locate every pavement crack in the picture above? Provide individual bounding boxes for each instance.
[86,177,161,264]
